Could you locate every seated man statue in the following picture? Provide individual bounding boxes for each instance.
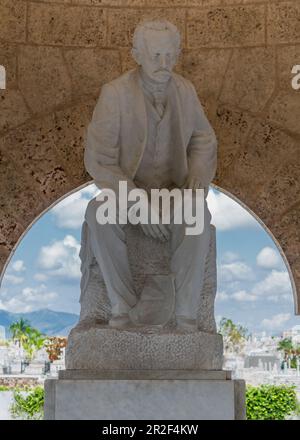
[83,19,218,330]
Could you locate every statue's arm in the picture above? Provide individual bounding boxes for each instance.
[84,83,137,196]
[186,84,218,188]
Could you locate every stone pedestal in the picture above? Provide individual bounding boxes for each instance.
[66,325,223,370]
[44,370,246,420]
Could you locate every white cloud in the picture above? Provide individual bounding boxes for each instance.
[51,184,100,229]
[80,185,100,197]
[219,261,254,282]
[38,235,81,279]
[225,280,244,291]
[256,247,282,270]
[216,291,229,301]
[207,190,258,231]
[261,313,291,330]
[216,289,257,303]
[220,269,293,303]
[231,290,257,302]
[253,270,292,299]
[266,294,291,303]
[0,284,58,313]
[221,251,239,263]
[11,260,26,272]
[33,273,49,282]
[22,285,57,302]
[1,259,26,286]
[2,274,24,285]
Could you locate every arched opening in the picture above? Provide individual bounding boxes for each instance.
[0,183,298,336]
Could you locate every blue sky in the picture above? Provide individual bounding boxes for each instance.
[0,184,299,336]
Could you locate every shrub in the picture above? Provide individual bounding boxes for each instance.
[246,384,300,420]
[10,386,44,420]
[0,385,10,391]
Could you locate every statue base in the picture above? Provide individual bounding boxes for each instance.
[44,370,246,420]
[65,324,223,370]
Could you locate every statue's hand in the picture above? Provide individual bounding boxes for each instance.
[140,222,170,242]
[141,201,170,242]
[128,199,169,242]
[181,175,204,190]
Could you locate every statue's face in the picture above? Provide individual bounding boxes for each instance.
[137,29,179,83]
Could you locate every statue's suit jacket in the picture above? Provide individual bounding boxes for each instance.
[84,68,217,195]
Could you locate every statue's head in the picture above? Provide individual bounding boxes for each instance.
[132,19,181,84]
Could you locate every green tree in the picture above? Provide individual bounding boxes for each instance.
[277,338,293,361]
[22,328,46,361]
[9,318,30,347]
[277,338,300,368]
[218,317,249,354]
[291,343,300,366]
[9,319,46,361]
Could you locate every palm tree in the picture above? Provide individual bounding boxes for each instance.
[278,341,300,369]
[9,319,46,362]
[295,345,300,371]
[277,338,294,363]
[294,345,300,357]
[9,318,30,347]
[22,328,45,361]
[219,317,249,354]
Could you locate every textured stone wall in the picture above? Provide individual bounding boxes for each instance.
[0,0,299,312]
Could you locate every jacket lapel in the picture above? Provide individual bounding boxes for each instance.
[168,78,188,187]
[130,69,148,178]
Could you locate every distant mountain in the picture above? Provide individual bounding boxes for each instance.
[0,308,79,337]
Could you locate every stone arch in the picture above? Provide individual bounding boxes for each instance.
[212,184,298,314]
[1,181,297,317]
[0,0,299,312]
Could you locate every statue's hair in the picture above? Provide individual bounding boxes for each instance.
[132,19,181,54]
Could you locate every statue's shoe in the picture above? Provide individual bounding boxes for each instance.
[108,313,132,329]
[176,315,197,331]
[129,274,175,326]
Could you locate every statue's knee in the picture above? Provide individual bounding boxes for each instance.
[85,198,107,227]
[85,198,120,236]
[85,198,97,221]
[178,192,211,227]
[204,202,212,225]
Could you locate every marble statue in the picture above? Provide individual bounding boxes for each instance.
[76,19,218,337]
[45,21,246,421]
